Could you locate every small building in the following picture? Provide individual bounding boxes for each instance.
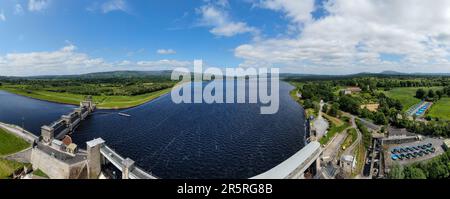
[382,127,419,145]
[340,155,356,174]
[62,135,73,146]
[51,139,64,151]
[66,143,78,154]
[444,139,450,151]
[344,87,362,95]
[388,127,415,138]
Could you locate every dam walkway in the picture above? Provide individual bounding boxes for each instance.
[100,144,159,179]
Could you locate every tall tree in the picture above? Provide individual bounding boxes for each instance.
[416,89,426,99]
[389,164,405,179]
[428,90,435,98]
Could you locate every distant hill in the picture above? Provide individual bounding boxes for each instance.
[75,70,173,79]
[1,70,450,80]
[2,70,173,80]
[379,70,407,75]
[281,70,450,81]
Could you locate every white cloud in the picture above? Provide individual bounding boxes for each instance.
[198,4,258,37]
[215,0,230,8]
[157,49,177,55]
[28,0,50,12]
[87,0,129,14]
[101,0,128,13]
[0,45,192,76]
[235,0,450,74]
[0,10,5,21]
[257,0,315,25]
[14,4,24,15]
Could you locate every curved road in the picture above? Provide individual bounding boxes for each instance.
[342,115,362,156]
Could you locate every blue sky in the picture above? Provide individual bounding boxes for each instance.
[1,0,450,76]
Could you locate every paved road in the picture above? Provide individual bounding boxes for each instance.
[342,115,362,156]
[0,122,38,143]
[312,100,329,139]
[322,132,348,163]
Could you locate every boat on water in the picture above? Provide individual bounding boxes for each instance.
[118,113,131,117]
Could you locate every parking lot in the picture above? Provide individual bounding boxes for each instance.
[384,138,445,168]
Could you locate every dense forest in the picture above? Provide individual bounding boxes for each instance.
[0,74,176,96]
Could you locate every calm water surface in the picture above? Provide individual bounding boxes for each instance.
[0,82,306,179]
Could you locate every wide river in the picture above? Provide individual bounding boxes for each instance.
[0,81,306,179]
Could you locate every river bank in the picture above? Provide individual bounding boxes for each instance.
[0,86,172,110]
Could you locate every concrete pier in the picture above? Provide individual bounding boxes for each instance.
[86,138,105,179]
[121,158,135,179]
[40,97,95,144]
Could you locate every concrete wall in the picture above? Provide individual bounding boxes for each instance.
[30,148,87,179]
[382,136,419,145]
[87,144,102,179]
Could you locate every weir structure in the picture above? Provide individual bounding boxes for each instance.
[41,97,95,143]
[29,97,158,179]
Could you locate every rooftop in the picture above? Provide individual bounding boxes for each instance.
[342,155,355,162]
[388,127,415,137]
[444,139,450,148]
[86,138,105,148]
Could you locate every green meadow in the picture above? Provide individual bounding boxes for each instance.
[383,87,443,111]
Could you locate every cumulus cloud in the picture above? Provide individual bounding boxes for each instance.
[234,0,450,74]
[28,0,50,12]
[157,49,177,55]
[0,10,5,21]
[14,4,25,15]
[197,4,258,37]
[101,0,128,13]
[87,0,129,14]
[0,45,192,76]
[257,0,315,25]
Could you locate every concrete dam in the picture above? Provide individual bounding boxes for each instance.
[27,97,159,179]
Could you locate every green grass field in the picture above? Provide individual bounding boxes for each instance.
[32,169,49,178]
[0,86,172,109]
[323,114,345,126]
[428,97,450,121]
[383,87,443,111]
[0,158,29,179]
[340,128,357,151]
[353,142,365,176]
[320,114,350,145]
[0,128,31,156]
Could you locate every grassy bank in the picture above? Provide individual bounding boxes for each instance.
[32,169,49,178]
[0,158,29,179]
[320,114,350,145]
[340,128,357,151]
[428,97,450,121]
[353,142,366,176]
[0,128,30,156]
[383,87,443,111]
[0,85,172,109]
